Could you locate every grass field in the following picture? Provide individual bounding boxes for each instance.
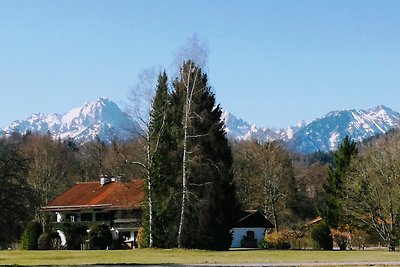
[0,249,400,266]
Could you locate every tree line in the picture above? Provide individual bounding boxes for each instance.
[319,132,400,251]
[2,112,400,250]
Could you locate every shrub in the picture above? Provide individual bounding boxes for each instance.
[38,232,61,250]
[37,232,51,250]
[259,238,271,249]
[352,229,370,250]
[331,228,351,250]
[89,224,112,250]
[310,221,333,250]
[261,230,291,249]
[21,220,43,250]
[61,222,88,250]
[290,236,314,250]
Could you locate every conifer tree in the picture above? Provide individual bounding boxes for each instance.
[146,71,181,248]
[171,61,240,250]
[320,136,357,228]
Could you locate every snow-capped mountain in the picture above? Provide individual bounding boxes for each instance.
[222,106,400,153]
[221,110,305,143]
[2,97,142,143]
[2,98,399,153]
[288,105,400,153]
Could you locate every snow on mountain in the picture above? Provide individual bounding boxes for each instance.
[2,98,399,153]
[288,105,400,153]
[223,106,400,153]
[2,97,142,144]
[222,110,304,143]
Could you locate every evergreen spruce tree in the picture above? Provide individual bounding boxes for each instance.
[171,61,240,250]
[146,71,181,248]
[320,136,357,228]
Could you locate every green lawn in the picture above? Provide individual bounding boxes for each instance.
[1,249,400,266]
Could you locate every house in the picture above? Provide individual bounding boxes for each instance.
[231,210,274,248]
[40,176,145,247]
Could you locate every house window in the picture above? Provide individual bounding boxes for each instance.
[95,212,110,222]
[66,213,76,222]
[246,230,255,240]
[81,213,92,222]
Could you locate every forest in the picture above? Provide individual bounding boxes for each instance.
[2,103,400,251]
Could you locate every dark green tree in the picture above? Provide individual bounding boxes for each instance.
[171,61,240,250]
[61,222,88,250]
[21,220,42,250]
[0,139,36,248]
[89,224,112,250]
[320,136,357,228]
[310,220,333,250]
[141,71,181,248]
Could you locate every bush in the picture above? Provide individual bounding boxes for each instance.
[331,228,351,250]
[37,232,52,250]
[38,232,61,250]
[89,224,112,250]
[261,230,291,249]
[259,238,271,249]
[352,229,370,250]
[21,220,43,250]
[310,221,333,250]
[61,222,88,250]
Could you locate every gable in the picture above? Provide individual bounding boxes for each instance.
[235,210,274,229]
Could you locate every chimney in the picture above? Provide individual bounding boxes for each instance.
[100,174,111,186]
[110,176,121,183]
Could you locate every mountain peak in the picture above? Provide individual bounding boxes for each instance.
[3,98,142,144]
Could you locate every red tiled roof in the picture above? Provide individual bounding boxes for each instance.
[41,179,145,211]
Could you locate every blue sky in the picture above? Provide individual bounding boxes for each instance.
[1,0,400,129]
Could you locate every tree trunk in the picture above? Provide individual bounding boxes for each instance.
[271,196,279,232]
[177,62,197,248]
[146,133,153,247]
[177,133,188,248]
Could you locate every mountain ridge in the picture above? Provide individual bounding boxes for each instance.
[288,105,400,153]
[222,105,400,152]
[2,97,399,153]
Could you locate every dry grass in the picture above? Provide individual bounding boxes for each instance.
[0,248,399,266]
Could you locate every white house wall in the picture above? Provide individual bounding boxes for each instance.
[56,212,65,223]
[231,227,266,248]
